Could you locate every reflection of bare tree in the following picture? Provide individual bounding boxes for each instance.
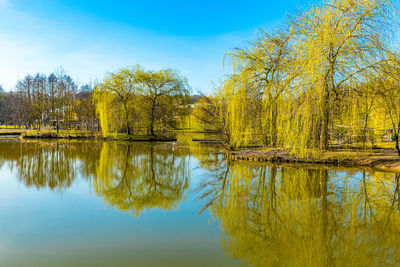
[0,140,21,168]
[198,160,400,266]
[92,142,190,215]
[0,141,78,191]
[196,154,230,214]
[0,140,106,191]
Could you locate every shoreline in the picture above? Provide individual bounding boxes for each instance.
[19,132,177,142]
[4,130,400,173]
[228,147,400,173]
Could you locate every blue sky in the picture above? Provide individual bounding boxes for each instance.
[0,0,316,93]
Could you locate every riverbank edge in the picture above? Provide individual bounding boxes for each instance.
[228,148,400,173]
[20,132,177,142]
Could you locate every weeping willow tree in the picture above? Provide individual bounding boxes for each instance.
[286,0,392,154]
[93,67,140,136]
[93,65,190,137]
[134,68,191,136]
[214,0,397,156]
[223,28,295,148]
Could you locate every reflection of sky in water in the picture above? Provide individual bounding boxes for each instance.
[329,170,396,202]
[0,149,240,267]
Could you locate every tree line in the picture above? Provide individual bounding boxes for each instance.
[193,0,400,155]
[0,71,97,132]
[0,65,191,137]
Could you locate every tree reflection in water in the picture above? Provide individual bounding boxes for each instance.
[0,140,190,215]
[92,142,190,215]
[1,139,400,266]
[198,158,400,267]
[4,141,78,191]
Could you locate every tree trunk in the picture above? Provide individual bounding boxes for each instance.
[320,92,330,151]
[150,118,155,136]
[363,104,369,150]
[270,101,278,147]
[150,100,156,136]
[320,60,334,151]
[395,133,400,156]
[56,112,60,134]
[320,67,332,151]
[123,102,131,135]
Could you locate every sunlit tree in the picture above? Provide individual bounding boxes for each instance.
[135,67,190,136]
[93,67,140,135]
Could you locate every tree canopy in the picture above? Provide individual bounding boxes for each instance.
[93,65,190,137]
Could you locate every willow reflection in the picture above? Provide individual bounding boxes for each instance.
[199,161,400,266]
[92,142,190,215]
[0,140,190,216]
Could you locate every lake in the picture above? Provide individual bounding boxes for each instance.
[0,138,399,266]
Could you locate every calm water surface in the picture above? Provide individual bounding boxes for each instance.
[0,139,399,266]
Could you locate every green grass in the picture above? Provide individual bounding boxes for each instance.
[330,141,397,150]
[24,129,100,137]
[21,129,178,141]
[0,129,27,133]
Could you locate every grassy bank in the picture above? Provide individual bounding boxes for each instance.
[19,130,177,142]
[0,127,27,136]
